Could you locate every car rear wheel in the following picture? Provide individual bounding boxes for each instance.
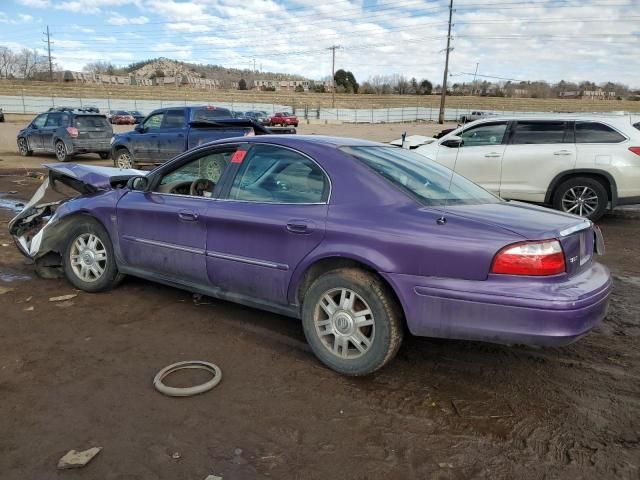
[301,268,403,376]
[63,217,121,292]
[114,148,134,169]
[55,140,70,162]
[17,137,33,157]
[553,176,608,221]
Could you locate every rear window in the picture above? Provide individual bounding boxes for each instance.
[190,107,232,121]
[74,116,110,128]
[342,146,500,206]
[511,121,568,144]
[576,122,626,143]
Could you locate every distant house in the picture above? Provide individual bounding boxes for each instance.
[253,79,311,91]
[559,89,616,100]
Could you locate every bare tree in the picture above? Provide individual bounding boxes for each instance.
[17,48,48,80]
[83,60,118,75]
[0,46,18,79]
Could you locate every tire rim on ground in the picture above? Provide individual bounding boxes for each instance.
[314,288,375,360]
[561,186,599,217]
[18,138,27,155]
[153,361,222,397]
[70,233,107,282]
[117,152,133,169]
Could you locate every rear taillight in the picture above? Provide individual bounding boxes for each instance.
[66,127,78,138]
[491,239,565,276]
[629,147,640,156]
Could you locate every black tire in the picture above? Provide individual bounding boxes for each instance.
[55,140,71,162]
[114,148,135,169]
[62,217,121,293]
[17,137,33,157]
[552,176,608,221]
[99,152,110,160]
[301,268,403,376]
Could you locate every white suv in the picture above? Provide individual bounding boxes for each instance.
[411,114,640,220]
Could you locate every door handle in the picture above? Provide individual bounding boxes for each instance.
[554,150,572,156]
[178,210,199,221]
[484,152,501,158]
[286,220,313,234]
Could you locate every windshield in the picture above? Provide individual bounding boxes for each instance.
[342,146,501,206]
[74,116,110,128]
[190,107,233,121]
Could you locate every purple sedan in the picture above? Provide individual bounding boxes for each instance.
[9,136,612,375]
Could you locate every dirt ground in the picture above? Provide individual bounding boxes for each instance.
[0,127,639,479]
[0,119,452,170]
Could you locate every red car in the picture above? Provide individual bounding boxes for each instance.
[269,112,298,127]
[109,110,136,125]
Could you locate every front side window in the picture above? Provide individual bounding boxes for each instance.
[229,145,328,203]
[32,114,47,128]
[162,109,186,128]
[143,112,165,130]
[157,150,234,196]
[458,122,507,147]
[575,122,626,143]
[342,146,500,206]
[511,121,568,144]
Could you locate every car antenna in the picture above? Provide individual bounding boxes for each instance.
[437,113,468,225]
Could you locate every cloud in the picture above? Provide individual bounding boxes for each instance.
[107,14,149,25]
[16,0,51,7]
[18,13,34,21]
[55,0,134,14]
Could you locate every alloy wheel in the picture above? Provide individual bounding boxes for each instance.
[69,233,107,282]
[314,288,375,360]
[55,142,66,161]
[18,138,28,155]
[117,152,133,169]
[561,186,599,217]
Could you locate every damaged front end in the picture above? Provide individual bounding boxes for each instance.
[8,163,142,276]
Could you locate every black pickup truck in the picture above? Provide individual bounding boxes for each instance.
[110,105,295,169]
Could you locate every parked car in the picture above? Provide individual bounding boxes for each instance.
[269,112,299,127]
[110,105,295,169]
[459,111,495,123]
[109,110,136,125]
[400,114,640,221]
[16,108,112,161]
[0,107,4,122]
[129,110,145,124]
[9,136,611,376]
[244,111,270,125]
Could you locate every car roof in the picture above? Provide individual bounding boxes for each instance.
[236,135,385,148]
[466,112,637,126]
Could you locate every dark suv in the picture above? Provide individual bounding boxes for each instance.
[17,108,113,161]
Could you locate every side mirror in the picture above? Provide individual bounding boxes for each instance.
[126,176,149,191]
[134,124,145,133]
[441,135,463,148]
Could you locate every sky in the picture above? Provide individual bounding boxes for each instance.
[0,0,638,87]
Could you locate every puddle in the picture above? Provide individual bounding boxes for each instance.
[0,273,32,282]
[0,195,25,213]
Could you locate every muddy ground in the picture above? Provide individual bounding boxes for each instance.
[0,135,639,479]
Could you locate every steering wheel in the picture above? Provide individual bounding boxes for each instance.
[190,178,215,197]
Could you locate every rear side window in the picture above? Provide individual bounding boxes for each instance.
[576,122,626,143]
[74,116,109,128]
[191,107,232,121]
[163,109,186,128]
[45,112,68,127]
[511,121,568,144]
[229,145,328,203]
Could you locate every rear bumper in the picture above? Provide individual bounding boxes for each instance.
[383,262,612,346]
[68,139,111,153]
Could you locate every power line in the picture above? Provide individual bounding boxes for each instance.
[328,45,340,108]
[42,25,53,81]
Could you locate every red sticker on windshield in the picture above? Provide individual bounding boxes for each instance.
[231,150,247,164]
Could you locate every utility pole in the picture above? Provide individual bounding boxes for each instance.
[327,45,340,108]
[44,25,53,81]
[253,58,256,73]
[438,0,454,124]
[472,62,479,95]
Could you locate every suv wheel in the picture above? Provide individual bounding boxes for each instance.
[301,268,403,376]
[55,140,70,162]
[17,137,33,157]
[114,148,134,169]
[63,217,121,292]
[552,176,608,221]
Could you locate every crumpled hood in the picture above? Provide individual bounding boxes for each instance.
[442,200,591,240]
[43,163,146,192]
